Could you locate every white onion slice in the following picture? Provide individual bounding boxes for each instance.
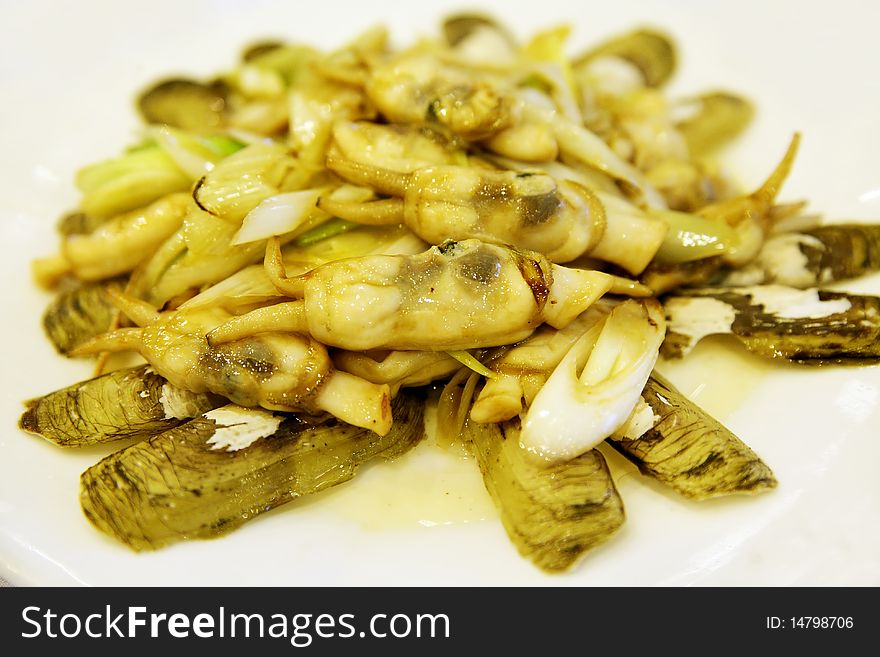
[232,189,327,245]
[149,125,215,179]
[520,299,666,462]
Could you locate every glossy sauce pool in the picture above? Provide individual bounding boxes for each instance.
[295,400,497,528]
[308,334,774,531]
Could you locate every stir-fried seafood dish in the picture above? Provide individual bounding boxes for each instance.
[21,14,880,572]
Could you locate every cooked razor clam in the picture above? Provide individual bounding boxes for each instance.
[56,211,107,237]
[644,158,726,212]
[20,365,220,447]
[365,52,514,140]
[610,374,776,499]
[287,66,375,166]
[325,127,667,271]
[719,223,880,287]
[33,193,190,285]
[363,46,663,203]
[663,285,880,363]
[326,153,608,264]
[80,390,425,550]
[207,238,613,351]
[326,121,466,175]
[332,350,460,394]
[464,417,625,572]
[70,292,392,434]
[311,26,389,88]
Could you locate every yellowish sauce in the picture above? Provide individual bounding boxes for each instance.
[313,440,496,530]
[310,401,496,529]
[310,335,772,530]
[655,334,773,420]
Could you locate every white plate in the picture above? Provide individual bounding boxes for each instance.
[1,0,879,586]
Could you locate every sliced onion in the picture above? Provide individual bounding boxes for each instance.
[446,350,498,379]
[232,189,327,245]
[520,299,666,462]
[181,265,280,310]
[149,125,215,178]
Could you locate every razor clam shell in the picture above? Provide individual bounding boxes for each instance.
[20,365,220,447]
[464,418,625,572]
[79,390,425,550]
[719,224,880,287]
[662,287,880,363]
[575,28,677,87]
[610,374,776,499]
[42,279,122,355]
